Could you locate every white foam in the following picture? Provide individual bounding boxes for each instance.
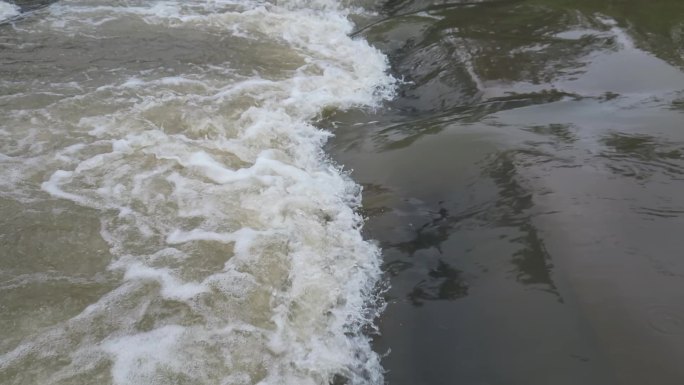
[166,227,261,245]
[41,170,87,204]
[1,0,395,384]
[0,1,19,22]
[102,325,187,385]
[120,262,207,299]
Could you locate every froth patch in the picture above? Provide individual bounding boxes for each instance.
[2,0,395,384]
[0,1,19,21]
[102,325,187,385]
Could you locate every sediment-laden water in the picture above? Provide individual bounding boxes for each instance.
[0,1,394,384]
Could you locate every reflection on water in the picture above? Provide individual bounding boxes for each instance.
[328,0,684,384]
[510,224,557,294]
[526,123,578,144]
[385,205,473,305]
[370,90,580,151]
[391,206,467,256]
[601,133,684,181]
[485,151,560,297]
[371,0,614,116]
[360,144,565,306]
[408,259,468,306]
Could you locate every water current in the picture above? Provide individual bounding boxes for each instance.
[3,1,684,385]
[1,1,394,384]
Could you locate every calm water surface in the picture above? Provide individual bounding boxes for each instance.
[329,0,684,384]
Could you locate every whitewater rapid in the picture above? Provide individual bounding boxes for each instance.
[0,1,395,384]
[0,1,19,21]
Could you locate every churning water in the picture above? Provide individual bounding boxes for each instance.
[0,1,19,21]
[0,1,395,384]
[6,0,684,384]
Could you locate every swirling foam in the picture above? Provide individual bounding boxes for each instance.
[0,1,394,384]
[0,1,18,21]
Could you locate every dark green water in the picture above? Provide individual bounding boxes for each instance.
[329,1,684,384]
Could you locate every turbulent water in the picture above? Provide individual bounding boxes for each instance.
[0,1,19,20]
[0,1,395,384]
[4,0,684,384]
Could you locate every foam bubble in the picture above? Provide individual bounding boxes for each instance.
[0,1,19,22]
[0,0,395,384]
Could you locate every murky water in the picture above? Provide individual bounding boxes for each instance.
[1,1,394,384]
[2,0,684,384]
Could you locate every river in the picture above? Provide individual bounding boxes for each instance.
[2,0,684,384]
